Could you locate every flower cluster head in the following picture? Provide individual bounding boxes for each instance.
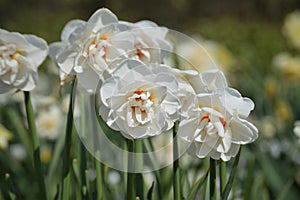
[49,8,171,92]
[178,70,258,161]
[0,29,48,93]
[99,59,181,139]
[49,8,258,161]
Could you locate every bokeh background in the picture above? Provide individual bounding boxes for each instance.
[1,0,300,199]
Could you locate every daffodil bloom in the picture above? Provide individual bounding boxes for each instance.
[273,52,300,81]
[49,8,134,92]
[99,59,181,139]
[36,105,63,140]
[283,10,300,50]
[0,29,48,93]
[121,20,172,63]
[178,71,258,161]
[294,121,300,138]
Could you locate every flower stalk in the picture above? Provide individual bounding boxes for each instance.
[24,91,47,199]
[219,161,226,195]
[61,81,75,199]
[173,121,181,200]
[210,158,216,200]
[126,139,136,200]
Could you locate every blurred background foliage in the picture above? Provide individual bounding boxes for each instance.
[1,0,300,199]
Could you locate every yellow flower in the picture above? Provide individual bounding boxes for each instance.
[40,145,52,163]
[283,10,300,50]
[264,77,277,99]
[0,124,13,150]
[275,100,292,122]
[273,53,300,81]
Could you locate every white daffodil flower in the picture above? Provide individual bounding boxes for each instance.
[99,59,181,139]
[121,20,172,63]
[178,71,258,161]
[294,121,300,145]
[36,105,63,140]
[0,29,48,93]
[49,8,134,92]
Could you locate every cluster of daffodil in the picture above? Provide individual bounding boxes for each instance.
[0,8,258,199]
[48,8,257,161]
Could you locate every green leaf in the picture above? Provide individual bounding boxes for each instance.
[60,81,75,200]
[221,147,241,200]
[276,180,293,200]
[143,139,162,199]
[147,182,155,200]
[24,91,47,199]
[187,170,209,200]
[136,173,144,200]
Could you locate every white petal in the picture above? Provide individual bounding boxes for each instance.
[109,93,127,109]
[18,72,38,91]
[0,30,28,48]
[49,42,66,62]
[12,55,30,87]
[135,20,158,28]
[147,85,167,105]
[178,117,199,142]
[214,137,231,153]
[87,8,118,29]
[195,142,213,158]
[109,31,135,53]
[239,118,258,142]
[100,77,118,106]
[204,131,219,148]
[208,149,221,160]
[61,19,85,42]
[161,92,180,121]
[224,143,240,159]
[56,49,77,75]
[153,73,178,92]
[77,66,101,93]
[223,88,254,118]
[0,80,12,94]
[214,121,225,137]
[23,34,48,68]
[230,117,257,144]
[200,69,228,90]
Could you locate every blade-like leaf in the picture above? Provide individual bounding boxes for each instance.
[187,170,209,200]
[147,182,155,200]
[221,147,241,200]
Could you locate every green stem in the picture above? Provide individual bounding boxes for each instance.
[126,139,136,200]
[61,81,75,200]
[219,161,226,195]
[24,91,47,199]
[135,140,144,199]
[173,122,181,200]
[95,151,103,200]
[209,158,216,200]
[143,139,162,199]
